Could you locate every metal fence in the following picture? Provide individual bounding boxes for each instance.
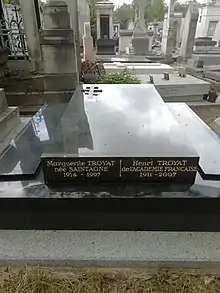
[0,1,28,59]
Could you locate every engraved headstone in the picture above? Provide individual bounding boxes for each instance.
[83,22,94,61]
[163,0,176,61]
[179,0,199,61]
[41,84,199,186]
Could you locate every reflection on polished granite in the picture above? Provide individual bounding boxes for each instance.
[59,84,198,157]
[169,103,220,179]
[0,103,68,179]
[0,83,219,230]
[0,171,219,231]
[0,84,201,179]
[0,171,219,198]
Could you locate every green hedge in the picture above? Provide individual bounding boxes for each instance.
[96,69,141,84]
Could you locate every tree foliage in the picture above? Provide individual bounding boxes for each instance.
[114,0,165,29]
[146,0,165,22]
[2,0,19,4]
[173,2,188,14]
[114,4,135,29]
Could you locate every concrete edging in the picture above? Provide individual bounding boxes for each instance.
[0,231,220,268]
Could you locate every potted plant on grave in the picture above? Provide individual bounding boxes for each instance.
[96,69,141,84]
[81,59,98,84]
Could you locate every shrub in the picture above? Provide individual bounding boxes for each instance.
[96,69,141,84]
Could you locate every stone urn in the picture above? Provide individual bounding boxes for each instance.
[0,48,8,77]
[83,73,97,84]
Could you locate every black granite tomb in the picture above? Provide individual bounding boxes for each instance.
[0,84,220,231]
[41,84,199,186]
[0,172,220,231]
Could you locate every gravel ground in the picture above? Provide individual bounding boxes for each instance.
[190,105,220,130]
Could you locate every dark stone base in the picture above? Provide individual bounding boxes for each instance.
[1,193,220,231]
[194,37,217,47]
[132,37,149,56]
[97,38,116,55]
[2,74,78,106]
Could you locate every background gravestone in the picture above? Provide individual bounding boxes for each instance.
[83,22,94,61]
[95,0,116,55]
[179,0,199,62]
[163,0,176,62]
[132,0,150,55]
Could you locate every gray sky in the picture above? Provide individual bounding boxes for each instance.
[112,0,132,7]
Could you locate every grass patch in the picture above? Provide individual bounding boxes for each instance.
[0,267,220,292]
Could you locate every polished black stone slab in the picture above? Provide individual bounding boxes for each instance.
[0,103,68,180]
[42,85,199,185]
[168,103,220,180]
[96,39,117,55]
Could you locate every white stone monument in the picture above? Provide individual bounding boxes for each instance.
[179,0,199,62]
[133,0,147,37]
[163,0,176,62]
[128,19,134,31]
[77,0,90,42]
[65,0,81,73]
[132,0,150,55]
[19,0,41,70]
[196,0,220,44]
[213,22,220,46]
[83,22,94,61]
[41,0,78,96]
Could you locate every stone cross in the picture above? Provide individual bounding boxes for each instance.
[133,0,148,36]
[137,0,147,28]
